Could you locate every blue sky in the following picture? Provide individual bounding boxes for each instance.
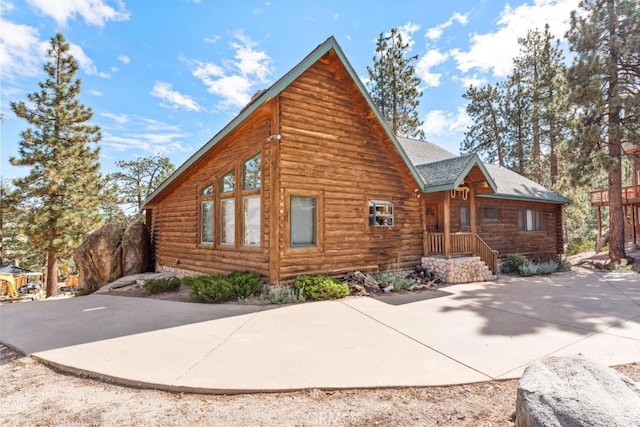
[0,0,580,179]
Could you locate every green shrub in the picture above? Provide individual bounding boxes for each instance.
[372,272,412,292]
[228,271,262,299]
[261,285,304,304]
[518,260,558,276]
[566,239,595,255]
[293,275,349,301]
[501,254,528,274]
[187,274,236,303]
[557,258,572,272]
[143,277,182,294]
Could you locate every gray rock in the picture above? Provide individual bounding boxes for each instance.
[122,222,152,276]
[74,221,152,292]
[515,356,640,427]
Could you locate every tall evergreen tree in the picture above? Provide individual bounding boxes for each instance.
[567,0,640,262]
[108,154,174,218]
[461,83,508,166]
[10,33,104,296]
[367,28,425,139]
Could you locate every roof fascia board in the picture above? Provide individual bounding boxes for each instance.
[478,193,570,205]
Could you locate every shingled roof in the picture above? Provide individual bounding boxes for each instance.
[397,138,569,204]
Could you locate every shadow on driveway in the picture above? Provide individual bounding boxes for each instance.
[439,270,640,336]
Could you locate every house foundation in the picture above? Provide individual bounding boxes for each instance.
[422,256,496,284]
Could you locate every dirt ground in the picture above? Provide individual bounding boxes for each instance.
[0,344,638,427]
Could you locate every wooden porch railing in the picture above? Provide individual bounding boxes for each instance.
[423,232,499,275]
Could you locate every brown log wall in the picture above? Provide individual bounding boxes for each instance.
[150,109,273,277]
[275,52,423,281]
[449,196,564,257]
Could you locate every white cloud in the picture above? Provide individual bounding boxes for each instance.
[453,73,488,89]
[117,54,130,64]
[423,107,471,137]
[0,22,47,80]
[203,35,220,44]
[68,43,110,78]
[189,31,273,109]
[1,1,15,12]
[396,22,421,49]
[100,116,190,155]
[150,81,201,111]
[426,12,469,42]
[26,0,130,27]
[88,89,103,96]
[416,48,449,88]
[100,112,129,125]
[450,0,579,77]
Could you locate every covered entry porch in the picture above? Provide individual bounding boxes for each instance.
[416,154,499,282]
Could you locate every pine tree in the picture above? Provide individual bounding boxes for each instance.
[10,33,104,296]
[367,28,425,139]
[108,154,174,218]
[567,0,640,263]
[461,83,508,166]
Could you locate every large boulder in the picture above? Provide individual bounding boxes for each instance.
[515,356,640,427]
[74,221,152,292]
[122,222,152,276]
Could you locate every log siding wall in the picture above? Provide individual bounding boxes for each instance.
[150,109,273,277]
[275,52,423,281]
[450,197,563,257]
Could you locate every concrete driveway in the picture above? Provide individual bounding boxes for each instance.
[1,268,639,393]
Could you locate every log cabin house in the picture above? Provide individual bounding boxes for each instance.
[142,36,569,284]
[590,145,640,247]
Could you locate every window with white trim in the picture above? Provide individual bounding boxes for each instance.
[368,200,394,227]
[243,195,260,246]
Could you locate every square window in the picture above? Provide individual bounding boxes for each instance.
[368,201,394,227]
[483,206,499,221]
[290,196,316,246]
[518,208,543,232]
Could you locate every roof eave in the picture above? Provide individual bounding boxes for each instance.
[478,193,571,205]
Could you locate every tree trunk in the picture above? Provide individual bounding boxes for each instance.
[549,123,558,186]
[46,250,59,298]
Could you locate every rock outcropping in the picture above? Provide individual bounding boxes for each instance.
[515,356,640,427]
[74,222,152,292]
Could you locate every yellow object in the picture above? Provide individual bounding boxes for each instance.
[0,273,21,298]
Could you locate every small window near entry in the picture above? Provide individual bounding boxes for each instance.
[518,208,543,232]
[221,170,235,193]
[369,201,394,227]
[243,195,261,246]
[460,205,470,227]
[291,196,317,246]
[483,206,499,221]
[200,184,214,244]
[220,198,235,244]
[243,153,261,190]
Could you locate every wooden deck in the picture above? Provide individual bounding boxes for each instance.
[590,185,640,206]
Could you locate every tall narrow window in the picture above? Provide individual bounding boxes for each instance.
[290,196,316,246]
[460,205,470,227]
[243,196,261,246]
[221,198,235,245]
[200,184,214,243]
[243,153,261,190]
[242,153,261,247]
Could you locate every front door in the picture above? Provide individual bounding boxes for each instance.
[425,204,439,232]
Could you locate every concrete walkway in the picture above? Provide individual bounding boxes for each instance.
[1,268,639,393]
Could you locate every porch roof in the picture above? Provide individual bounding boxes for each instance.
[414,154,497,193]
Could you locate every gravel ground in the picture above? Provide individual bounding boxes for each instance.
[1,344,639,426]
